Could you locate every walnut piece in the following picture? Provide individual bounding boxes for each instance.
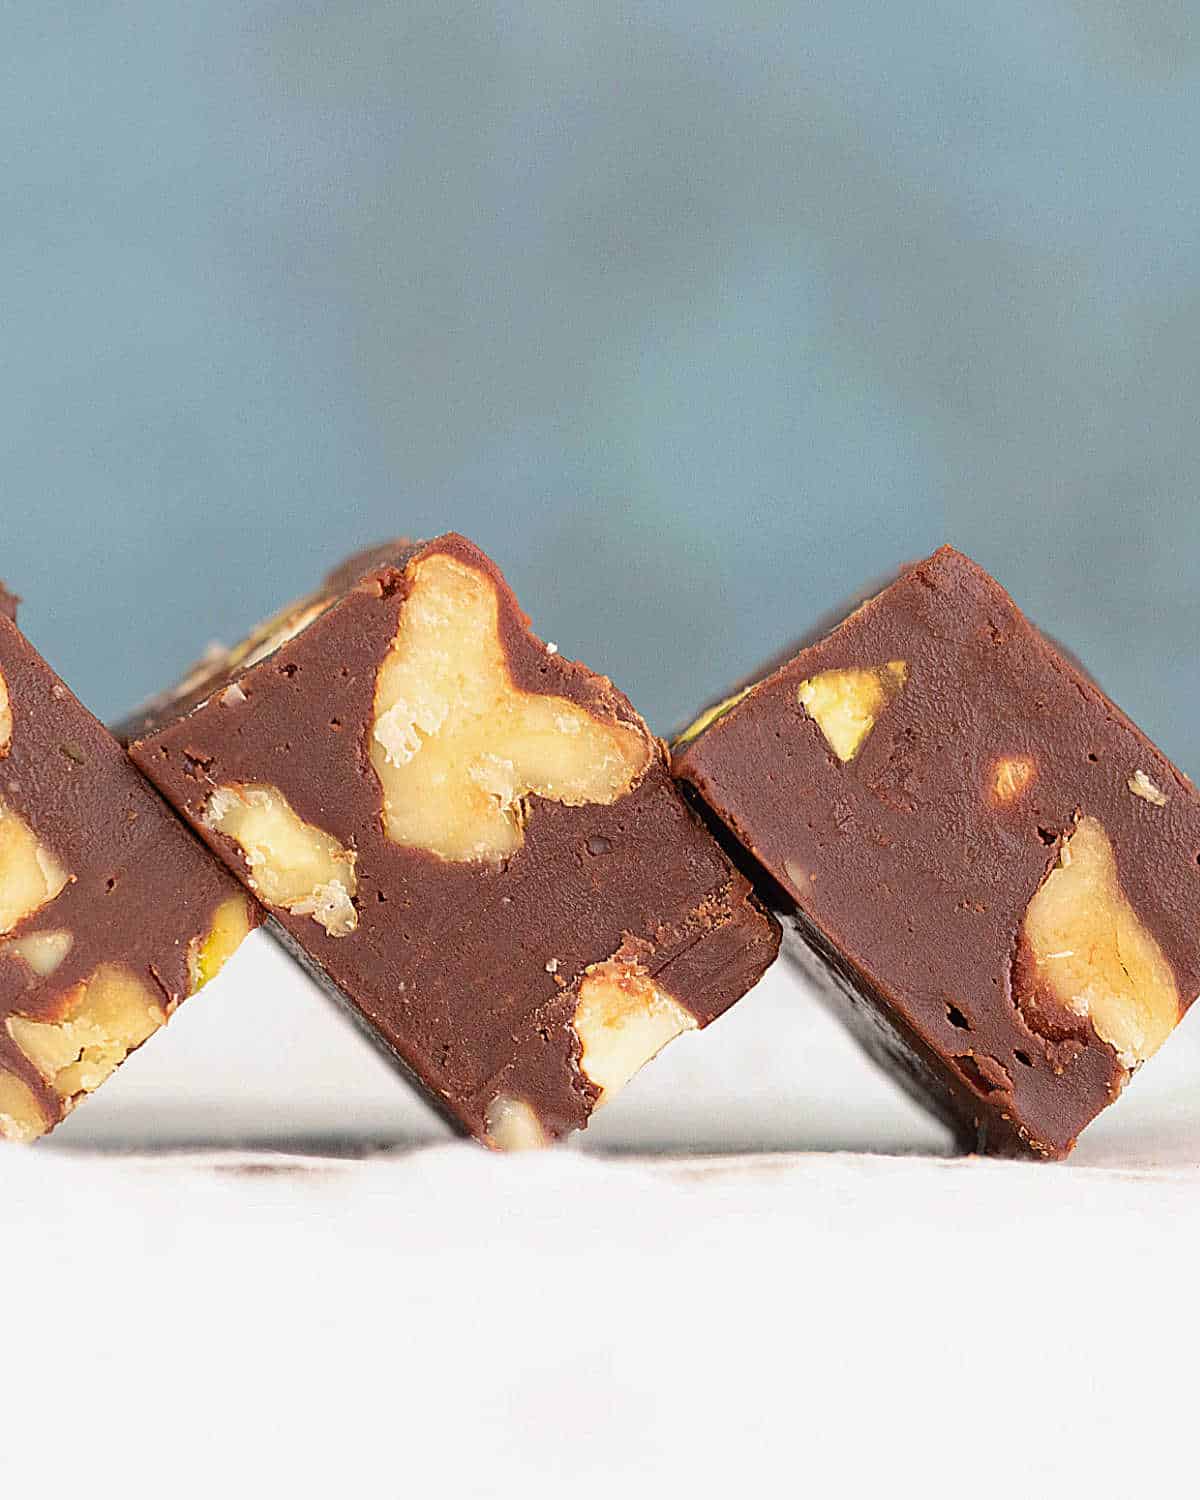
[1021,816,1179,1067]
[991,755,1036,804]
[188,895,254,992]
[0,1068,45,1143]
[0,667,11,756]
[674,685,753,750]
[203,785,357,936]
[370,553,652,862]
[1128,770,1168,807]
[8,930,73,977]
[573,959,696,1105]
[797,661,908,763]
[8,963,165,1102]
[483,1094,548,1152]
[0,800,70,935]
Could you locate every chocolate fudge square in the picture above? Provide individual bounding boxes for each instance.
[128,534,779,1147]
[0,604,258,1143]
[674,546,1200,1157]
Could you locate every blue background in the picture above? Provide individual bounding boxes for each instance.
[4,2,1197,761]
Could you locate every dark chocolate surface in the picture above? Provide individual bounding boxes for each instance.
[675,545,1200,1157]
[0,613,259,1138]
[131,534,779,1142]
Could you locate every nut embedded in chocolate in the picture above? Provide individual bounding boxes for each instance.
[0,1067,44,1142]
[188,895,257,991]
[0,668,11,756]
[483,1093,548,1152]
[1127,769,1169,807]
[796,661,907,763]
[369,551,652,863]
[8,930,73,977]
[203,784,358,937]
[129,533,780,1146]
[990,755,1036,804]
[1016,816,1179,1068]
[8,963,166,1104]
[573,958,696,1105]
[0,801,70,936]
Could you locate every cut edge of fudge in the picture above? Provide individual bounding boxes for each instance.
[128,533,780,1146]
[673,544,1200,1158]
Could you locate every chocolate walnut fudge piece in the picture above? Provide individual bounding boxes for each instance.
[128,534,779,1147]
[0,601,259,1143]
[674,545,1200,1158]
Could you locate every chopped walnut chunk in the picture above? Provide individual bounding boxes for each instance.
[0,1068,45,1143]
[203,784,357,937]
[1020,816,1179,1067]
[573,959,696,1105]
[483,1094,548,1152]
[8,964,165,1103]
[991,755,1036,804]
[369,552,652,863]
[0,801,70,936]
[188,895,254,992]
[1127,770,1168,807]
[0,668,11,756]
[797,661,908,763]
[8,930,73,977]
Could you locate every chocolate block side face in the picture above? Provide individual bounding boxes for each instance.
[675,545,1200,1157]
[130,533,779,1145]
[0,617,259,1143]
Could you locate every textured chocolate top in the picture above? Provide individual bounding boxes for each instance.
[675,545,1200,1156]
[0,614,259,1138]
[131,533,778,1141]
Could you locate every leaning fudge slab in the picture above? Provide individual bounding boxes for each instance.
[673,545,1200,1158]
[0,605,258,1143]
[128,534,779,1147]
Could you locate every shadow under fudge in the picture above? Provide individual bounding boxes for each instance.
[126,534,779,1146]
[674,545,1200,1158]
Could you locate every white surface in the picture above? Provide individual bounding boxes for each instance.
[10,935,1200,1496]
[48,927,1200,1166]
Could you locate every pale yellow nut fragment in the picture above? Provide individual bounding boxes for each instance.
[1127,770,1169,808]
[1022,816,1179,1067]
[0,667,11,756]
[0,1068,47,1143]
[203,785,357,936]
[369,553,652,863]
[573,959,697,1106]
[188,896,254,993]
[8,930,73,977]
[483,1094,548,1152]
[673,686,754,750]
[0,800,70,936]
[797,661,908,763]
[8,964,166,1102]
[991,755,1036,804]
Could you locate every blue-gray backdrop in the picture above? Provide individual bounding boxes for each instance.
[4,2,1197,760]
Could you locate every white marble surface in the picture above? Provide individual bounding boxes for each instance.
[7,933,1200,1496]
